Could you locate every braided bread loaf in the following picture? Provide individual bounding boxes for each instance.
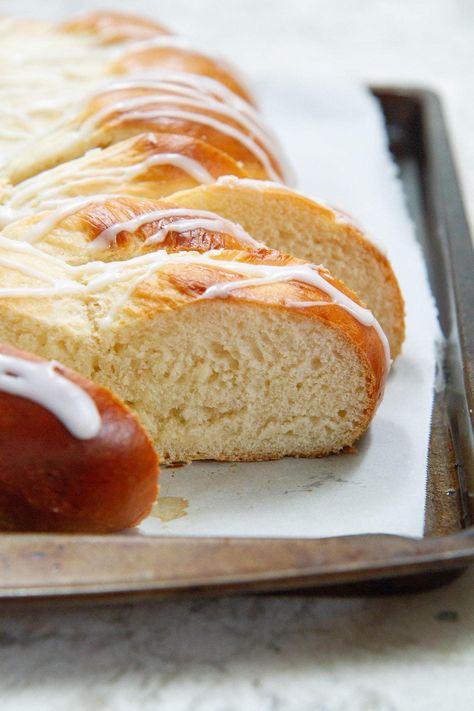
[0,11,402,506]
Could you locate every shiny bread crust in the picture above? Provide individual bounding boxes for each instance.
[107,132,250,184]
[3,196,261,263]
[0,343,159,533]
[73,87,280,180]
[76,197,258,254]
[0,9,394,470]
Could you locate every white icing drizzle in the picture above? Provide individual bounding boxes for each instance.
[0,353,101,439]
[81,106,280,182]
[0,233,74,268]
[74,74,286,181]
[216,175,287,191]
[0,205,32,230]
[110,72,286,168]
[115,151,214,184]
[87,74,280,160]
[90,207,263,250]
[115,36,255,104]
[0,85,85,126]
[111,107,281,181]
[0,102,32,140]
[200,262,366,321]
[1,151,214,225]
[0,257,58,284]
[3,194,261,251]
[0,105,30,124]
[98,73,238,104]
[17,194,130,243]
[0,125,30,141]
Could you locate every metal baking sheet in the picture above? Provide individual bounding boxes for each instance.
[0,88,473,602]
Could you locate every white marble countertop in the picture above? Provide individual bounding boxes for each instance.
[0,1,473,709]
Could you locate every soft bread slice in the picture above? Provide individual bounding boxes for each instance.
[170,178,405,358]
[0,238,388,462]
[4,77,288,184]
[0,343,158,533]
[0,133,248,219]
[1,196,264,265]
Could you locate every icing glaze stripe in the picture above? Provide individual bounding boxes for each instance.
[0,354,101,439]
[19,194,130,243]
[90,207,263,249]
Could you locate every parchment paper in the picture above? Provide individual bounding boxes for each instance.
[140,81,440,539]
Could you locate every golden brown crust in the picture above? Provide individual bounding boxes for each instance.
[76,87,280,181]
[3,196,262,263]
[77,197,260,254]
[111,46,255,105]
[0,198,387,408]
[4,88,279,184]
[0,343,159,533]
[124,256,385,458]
[0,10,392,467]
[59,10,171,44]
[0,229,387,402]
[124,132,249,183]
[338,219,405,358]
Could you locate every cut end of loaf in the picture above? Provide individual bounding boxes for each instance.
[0,233,386,463]
[92,301,379,463]
[171,180,405,358]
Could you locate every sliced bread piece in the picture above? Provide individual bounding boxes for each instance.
[0,237,389,462]
[170,177,405,358]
